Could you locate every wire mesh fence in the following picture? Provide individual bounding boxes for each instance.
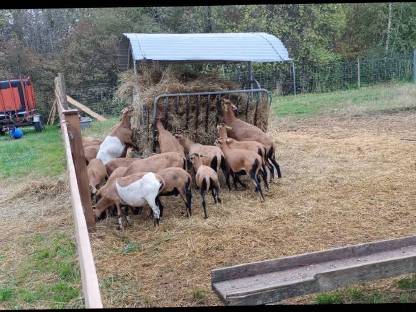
[254,51,414,95]
[63,50,415,118]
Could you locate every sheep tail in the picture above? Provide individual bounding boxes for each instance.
[182,157,188,171]
[210,156,218,172]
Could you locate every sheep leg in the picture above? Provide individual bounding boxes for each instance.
[182,184,192,218]
[115,202,125,231]
[220,156,231,191]
[260,167,269,190]
[268,157,282,179]
[224,167,232,191]
[155,196,164,219]
[211,188,217,204]
[235,173,247,189]
[145,195,161,226]
[121,205,131,225]
[200,189,208,219]
[231,172,238,190]
[254,174,265,202]
[250,166,265,202]
[214,184,221,204]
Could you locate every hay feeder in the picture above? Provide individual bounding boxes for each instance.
[117,32,292,155]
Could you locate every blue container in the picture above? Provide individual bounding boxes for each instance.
[9,127,23,139]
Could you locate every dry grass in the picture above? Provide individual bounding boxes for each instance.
[0,176,82,309]
[90,108,416,307]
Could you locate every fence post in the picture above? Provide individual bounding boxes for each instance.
[55,73,69,110]
[357,58,361,88]
[292,61,296,96]
[413,49,416,82]
[64,110,96,231]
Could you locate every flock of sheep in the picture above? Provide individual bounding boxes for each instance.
[83,99,281,230]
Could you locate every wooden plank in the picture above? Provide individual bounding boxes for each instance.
[59,112,103,308]
[47,99,57,126]
[67,95,107,122]
[212,235,416,283]
[55,73,69,110]
[64,110,96,230]
[212,235,416,305]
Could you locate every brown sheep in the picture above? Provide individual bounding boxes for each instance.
[87,158,107,195]
[215,137,267,201]
[222,99,281,179]
[156,167,192,218]
[105,158,137,176]
[175,133,230,190]
[123,152,186,177]
[189,153,221,219]
[84,144,100,164]
[156,119,185,156]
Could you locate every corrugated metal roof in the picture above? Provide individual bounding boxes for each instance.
[122,32,291,63]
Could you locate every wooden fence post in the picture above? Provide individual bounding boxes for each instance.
[64,110,96,231]
[357,58,361,88]
[55,73,69,110]
[291,61,296,96]
[413,49,416,83]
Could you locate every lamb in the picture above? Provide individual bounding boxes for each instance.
[222,99,282,179]
[156,119,185,156]
[87,158,107,196]
[174,133,230,190]
[156,167,192,218]
[189,153,221,219]
[123,152,187,177]
[94,172,164,229]
[96,106,134,165]
[215,137,267,201]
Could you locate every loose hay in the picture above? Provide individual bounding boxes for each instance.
[115,65,270,156]
[90,110,416,307]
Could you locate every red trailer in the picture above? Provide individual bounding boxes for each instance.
[0,77,43,133]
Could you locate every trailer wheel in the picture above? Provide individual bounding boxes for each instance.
[33,115,44,132]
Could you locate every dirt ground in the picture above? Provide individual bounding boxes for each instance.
[89,108,416,307]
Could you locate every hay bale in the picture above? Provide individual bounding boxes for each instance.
[116,65,270,156]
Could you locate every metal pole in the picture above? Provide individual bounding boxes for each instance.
[357,58,361,88]
[248,61,253,89]
[413,49,416,83]
[292,61,296,96]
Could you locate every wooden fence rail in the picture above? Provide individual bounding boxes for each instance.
[55,73,103,308]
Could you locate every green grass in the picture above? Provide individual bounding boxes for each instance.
[0,118,118,180]
[0,232,82,309]
[192,288,207,303]
[81,117,118,139]
[397,275,416,290]
[315,278,416,304]
[272,82,416,118]
[0,126,65,179]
